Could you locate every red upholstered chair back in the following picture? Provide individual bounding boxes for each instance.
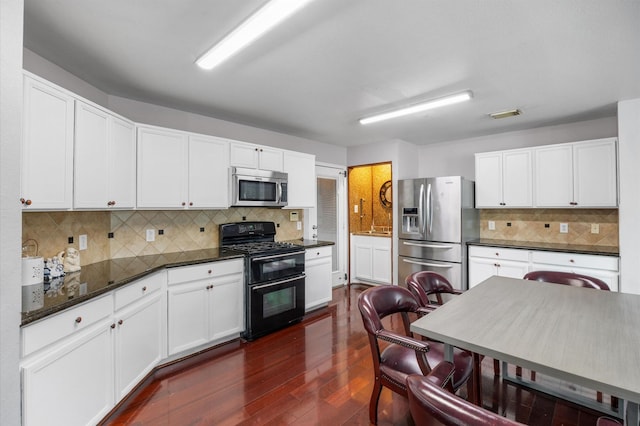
[523,270,610,290]
[406,374,524,425]
[358,285,420,337]
[405,271,461,306]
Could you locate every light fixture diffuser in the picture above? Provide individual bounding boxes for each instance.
[359,91,473,125]
[196,0,314,70]
[489,109,522,119]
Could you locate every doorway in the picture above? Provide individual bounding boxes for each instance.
[314,163,348,287]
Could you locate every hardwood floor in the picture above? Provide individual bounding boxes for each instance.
[102,284,612,425]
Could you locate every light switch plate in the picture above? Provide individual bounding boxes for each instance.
[591,223,600,234]
[560,223,569,233]
[79,234,87,251]
[488,221,495,231]
[289,211,298,222]
[296,221,302,230]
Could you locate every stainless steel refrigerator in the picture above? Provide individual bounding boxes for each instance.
[397,176,479,290]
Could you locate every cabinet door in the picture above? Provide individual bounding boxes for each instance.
[137,126,189,208]
[372,240,392,284]
[353,242,373,281]
[495,259,530,280]
[257,146,284,171]
[209,273,244,341]
[573,139,617,207]
[305,249,332,311]
[114,292,164,400]
[167,280,209,355]
[188,135,230,209]
[21,322,114,426]
[475,152,503,207]
[230,142,259,169]
[503,150,532,207]
[283,150,316,208]
[534,144,574,207]
[108,117,136,209]
[467,256,498,288]
[22,76,75,210]
[74,101,109,208]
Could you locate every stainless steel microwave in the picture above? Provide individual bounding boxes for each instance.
[230,167,288,207]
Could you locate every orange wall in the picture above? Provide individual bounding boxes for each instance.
[348,163,392,232]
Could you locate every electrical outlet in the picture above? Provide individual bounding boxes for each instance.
[591,223,600,234]
[354,204,359,213]
[488,221,495,231]
[296,221,302,230]
[79,234,87,250]
[146,229,155,242]
[560,223,569,233]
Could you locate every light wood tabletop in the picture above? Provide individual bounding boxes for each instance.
[410,275,640,424]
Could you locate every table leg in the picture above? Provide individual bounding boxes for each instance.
[626,400,638,425]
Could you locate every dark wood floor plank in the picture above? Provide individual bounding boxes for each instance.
[102,284,613,426]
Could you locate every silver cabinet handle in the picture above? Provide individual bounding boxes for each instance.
[402,258,453,268]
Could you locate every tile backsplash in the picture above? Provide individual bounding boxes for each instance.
[22,208,304,266]
[479,209,618,247]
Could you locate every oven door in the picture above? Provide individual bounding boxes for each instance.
[246,274,305,340]
[249,251,305,284]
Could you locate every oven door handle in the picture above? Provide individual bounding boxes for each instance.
[252,274,306,290]
[251,251,305,261]
[402,258,454,269]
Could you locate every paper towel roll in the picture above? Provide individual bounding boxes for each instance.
[22,256,44,286]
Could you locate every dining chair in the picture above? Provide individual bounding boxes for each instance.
[406,372,525,425]
[406,372,623,426]
[523,270,616,407]
[405,271,500,376]
[357,285,474,424]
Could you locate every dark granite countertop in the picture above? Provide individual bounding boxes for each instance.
[284,239,335,249]
[21,248,244,326]
[467,239,619,256]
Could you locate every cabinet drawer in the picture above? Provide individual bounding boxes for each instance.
[530,251,619,271]
[167,259,243,285]
[305,246,332,260]
[114,271,164,311]
[468,246,529,262]
[22,294,113,357]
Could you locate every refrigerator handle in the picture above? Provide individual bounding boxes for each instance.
[426,183,433,235]
[419,183,425,235]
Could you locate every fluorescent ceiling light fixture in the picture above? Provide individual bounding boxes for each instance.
[489,109,522,119]
[196,0,314,70]
[359,91,473,125]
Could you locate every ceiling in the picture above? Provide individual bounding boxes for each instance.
[23,0,640,148]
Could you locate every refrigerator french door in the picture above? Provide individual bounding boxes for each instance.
[397,176,478,290]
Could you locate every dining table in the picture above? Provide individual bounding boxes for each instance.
[410,275,640,425]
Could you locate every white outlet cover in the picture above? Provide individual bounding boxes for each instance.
[488,221,495,231]
[560,223,569,233]
[146,229,155,242]
[296,221,302,230]
[79,234,87,250]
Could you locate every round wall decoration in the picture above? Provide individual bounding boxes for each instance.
[379,180,392,208]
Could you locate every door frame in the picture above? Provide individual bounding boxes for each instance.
[307,162,348,287]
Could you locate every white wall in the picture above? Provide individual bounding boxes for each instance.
[618,99,640,295]
[0,0,24,424]
[22,49,347,166]
[418,116,618,179]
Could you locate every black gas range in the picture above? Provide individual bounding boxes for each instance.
[220,221,305,341]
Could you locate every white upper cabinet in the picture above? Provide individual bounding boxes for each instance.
[283,150,316,208]
[22,75,75,210]
[475,149,532,208]
[230,141,283,171]
[137,125,231,209]
[188,134,230,209]
[74,101,136,209]
[534,138,617,208]
[137,126,189,209]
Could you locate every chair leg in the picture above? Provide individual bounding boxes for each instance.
[612,396,619,409]
[493,359,500,376]
[531,370,536,381]
[597,391,603,403]
[369,378,383,424]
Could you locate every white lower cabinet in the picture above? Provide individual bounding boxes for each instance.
[468,246,530,288]
[351,235,392,285]
[468,245,620,291]
[113,273,166,401]
[167,259,244,356]
[21,296,115,426]
[305,246,332,311]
